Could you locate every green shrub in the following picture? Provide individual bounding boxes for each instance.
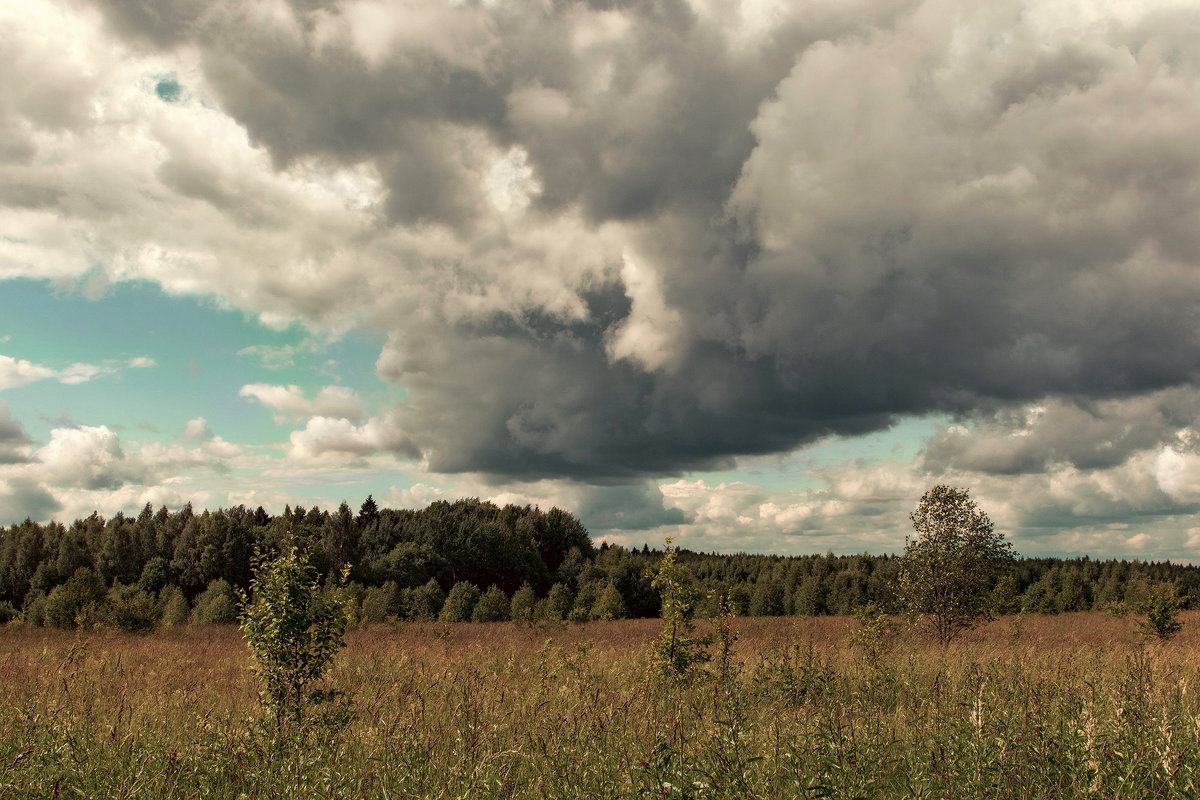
[510,582,536,625]
[361,581,400,624]
[1140,583,1184,641]
[849,602,894,664]
[158,585,190,626]
[0,600,17,624]
[403,578,445,621]
[44,568,106,629]
[568,582,600,622]
[537,583,572,622]
[439,582,480,623]
[239,543,349,729]
[591,582,627,621]
[471,585,510,622]
[192,578,239,624]
[649,539,712,679]
[21,590,47,627]
[104,584,158,632]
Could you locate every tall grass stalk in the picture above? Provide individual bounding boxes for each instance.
[1,613,1198,799]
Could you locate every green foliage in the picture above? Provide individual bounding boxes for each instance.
[404,578,445,621]
[104,584,159,632]
[591,582,627,621]
[849,602,894,665]
[439,582,480,623]
[989,572,1022,615]
[899,486,1015,644]
[44,567,106,629]
[510,581,536,625]
[1139,583,1184,641]
[137,556,172,594]
[649,539,712,679]
[0,600,16,623]
[158,585,190,626]
[748,578,785,617]
[568,581,601,622]
[360,581,400,624]
[471,585,511,622]
[21,590,47,626]
[10,497,1200,632]
[239,543,350,728]
[191,578,239,624]
[537,582,572,622]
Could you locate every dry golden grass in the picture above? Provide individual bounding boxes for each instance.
[2,612,1199,799]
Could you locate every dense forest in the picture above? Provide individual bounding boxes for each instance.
[1,497,1198,630]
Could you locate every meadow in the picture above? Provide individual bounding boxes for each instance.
[2,613,1198,799]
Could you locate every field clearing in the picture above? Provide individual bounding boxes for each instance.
[2,613,1199,799]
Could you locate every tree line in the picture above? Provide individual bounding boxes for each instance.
[0,496,1197,630]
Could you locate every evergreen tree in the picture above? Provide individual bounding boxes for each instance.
[357,495,380,528]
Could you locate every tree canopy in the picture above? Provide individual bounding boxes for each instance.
[899,485,1015,643]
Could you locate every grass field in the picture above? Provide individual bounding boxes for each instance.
[2,613,1199,799]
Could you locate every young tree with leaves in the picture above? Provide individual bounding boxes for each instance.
[239,543,349,729]
[649,539,712,678]
[899,486,1015,644]
[439,581,480,622]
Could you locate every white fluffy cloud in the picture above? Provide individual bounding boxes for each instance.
[286,413,419,463]
[0,354,154,390]
[35,425,131,490]
[0,407,247,523]
[240,383,366,423]
[182,416,213,442]
[4,0,1200,558]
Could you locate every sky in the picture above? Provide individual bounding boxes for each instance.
[3,0,1200,560]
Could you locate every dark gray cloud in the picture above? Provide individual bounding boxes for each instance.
[0,402,31,464]
[574,482,688,531]
[57,0,1200,483]
[922,389,1200,475]
[0,477,61,522]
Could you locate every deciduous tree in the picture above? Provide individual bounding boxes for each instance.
[899,486,1014,644]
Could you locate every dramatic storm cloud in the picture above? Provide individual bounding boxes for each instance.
[3,0,1200,555]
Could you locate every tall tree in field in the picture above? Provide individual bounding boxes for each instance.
[899,486,1015,644]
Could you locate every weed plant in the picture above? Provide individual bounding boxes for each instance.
[1,613,1199,798]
